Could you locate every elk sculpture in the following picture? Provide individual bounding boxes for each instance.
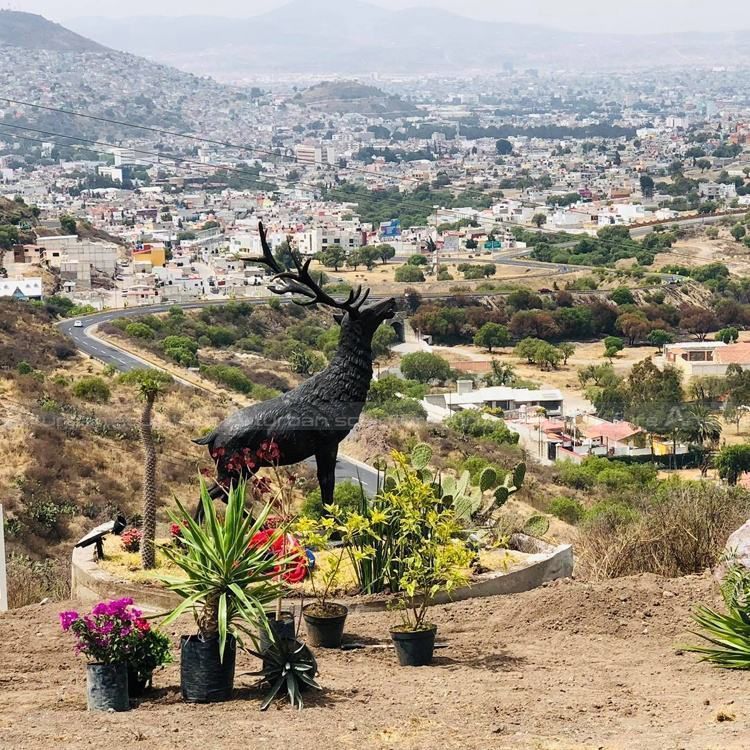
[194,222,397,515]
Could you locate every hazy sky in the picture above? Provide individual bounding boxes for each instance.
[5,0,750,35]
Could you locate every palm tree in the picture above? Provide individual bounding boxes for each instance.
[681,405,722,476]
[121,369,173,569]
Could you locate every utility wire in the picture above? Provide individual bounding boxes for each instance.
[0,95,470,188]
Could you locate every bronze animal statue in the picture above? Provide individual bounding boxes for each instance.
[194,222,397,512]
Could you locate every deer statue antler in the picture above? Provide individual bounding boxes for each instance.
[251,222,371,315]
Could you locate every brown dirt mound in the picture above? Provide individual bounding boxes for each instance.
[2,574,750,749]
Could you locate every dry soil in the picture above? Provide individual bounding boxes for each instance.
[2,573,750,749]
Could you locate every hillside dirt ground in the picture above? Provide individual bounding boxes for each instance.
[2,573,750,750]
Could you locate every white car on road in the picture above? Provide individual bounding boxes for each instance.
[73,320,83,328]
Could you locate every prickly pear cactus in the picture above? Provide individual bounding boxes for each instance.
[410,443,433,470]
[479,466,497,492]
[523,515,550,538]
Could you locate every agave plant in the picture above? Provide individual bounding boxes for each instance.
[159,479,288,659]
[248,634,320,710]
[684,564,750,669]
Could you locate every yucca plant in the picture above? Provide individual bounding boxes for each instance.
[247,634,320,710]
[685,564,750,669]
[159,479,288,659]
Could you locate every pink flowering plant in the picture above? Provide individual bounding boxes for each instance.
[59,598,171,678]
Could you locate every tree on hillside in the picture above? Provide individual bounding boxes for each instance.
[319,246,347,271]
[558,342,576,365]
[640,174,655,198]
[716,327,740,344]
[377,244,396,264]
[496,139,513,156]
[647,329,674,352]
[532,213,547,228]
[400,351,451,383]
[616,312,651,346]
[731,224,747,243]
[609,287,635,306]
[120,369,173,570]
[603,336,624,360]
[715,444,750,486]
[473,322,510,352]
[274,240,296,271]
[680,306,718,341]
[372,323,397,358]
[60,215,77,235]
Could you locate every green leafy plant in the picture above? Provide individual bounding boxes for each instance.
[388,455,473,631]
[248,635,320,710]
[685,564,750,669]
[294,514,346,615]
[159,479,287,659]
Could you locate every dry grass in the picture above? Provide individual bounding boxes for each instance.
[577,481,750,580]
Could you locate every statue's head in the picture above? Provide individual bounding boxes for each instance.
[335,296,397,340]
[250,223,398,344]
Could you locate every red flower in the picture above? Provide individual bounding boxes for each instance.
[257,440,281,463]
[249,529,308,584]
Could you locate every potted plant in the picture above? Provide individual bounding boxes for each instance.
[126,620,173,697]
[295,514,348,648]
[159,479,287,703]
[59,598,144,711]
[385,456,473,666]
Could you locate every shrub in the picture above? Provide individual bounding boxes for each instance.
[121,528,142,553]
[549,497,585,524]
[72,376,111,403]
[578,481,750,579]
[366,397,428,421]
[125,322,155,339]
[6,553,70,608]
[400,352,451,383]
[394,264,425,283]
[301,480,363,520]
[16,361,33,375]
[200,364,254,394]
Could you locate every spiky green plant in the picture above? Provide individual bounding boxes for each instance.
[248,635,320,710]
[159,479,286,660]
[685,565,750,669]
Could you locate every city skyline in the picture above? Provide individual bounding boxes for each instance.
[0,0,747,36]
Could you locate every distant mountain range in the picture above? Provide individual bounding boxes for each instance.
[66,0,750,77]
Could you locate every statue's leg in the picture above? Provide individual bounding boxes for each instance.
[314,445,338,504]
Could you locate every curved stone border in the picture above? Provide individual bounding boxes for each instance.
[72,532,574,614]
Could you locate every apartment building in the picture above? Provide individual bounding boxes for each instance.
[298,227,365,256]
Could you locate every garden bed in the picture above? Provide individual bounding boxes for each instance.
[71,530,573,613]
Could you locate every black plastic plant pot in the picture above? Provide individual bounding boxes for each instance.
[258,610,295,653]
[126,665,152,698]
[180,634,236,703]
[390,625,438,667]
[86,662,130,711]
[302,603,348,648]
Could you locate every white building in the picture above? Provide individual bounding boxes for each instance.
[424,380,564,419]
[298,228,365,256]
[699,182,737,201]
